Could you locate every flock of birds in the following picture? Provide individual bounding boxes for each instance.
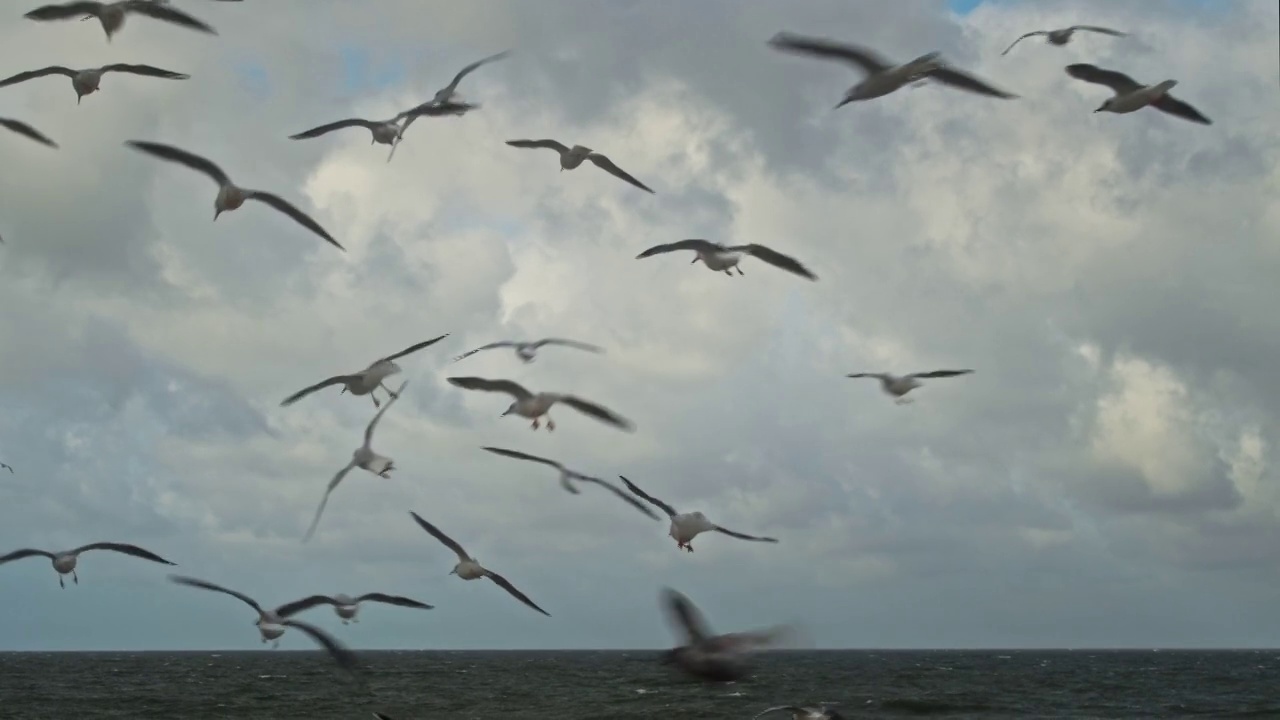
[0,2,1217,718]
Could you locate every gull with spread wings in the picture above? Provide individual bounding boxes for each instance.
[0,542,174,588]
[480,447,661,520]
[768,32,1017,106]
[385,51,509,161]
[447,377,635,432]
[125,140,344,250]
[661,587,794,683]
[619,476,778,553]
[846,369,973,404]
[24,1,219,41]
[505,139,654,193]
[290,100,477,154]
[280,334,449,408]
[0,63,188,104]
[1002,25,1127,55]
[1065,63,1211,125]
[272,592,433,625]
[452,337,603,364]
[409,512,550,617]
[303,381,409,542]
[636,239,817,281]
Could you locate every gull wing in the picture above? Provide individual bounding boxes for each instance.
[452,341,517,362]
[505,139,571,153]
[1000,31,1047,56]
[1151,94,1212,125]
[0,548,56,565]
[1065,63,1142,94]
[128,0,218,35]
[438,50,511,95]
[303,462,356,543]
[483,569,551,616]
[617,476,678,518]
[575,476,663,520]
[662,587,714,644]
[481,446,565,471]
[408,511,471,562]
[1071,25,1127,37]
[446,377,534,401]
[289,118,382,140]
[587,153,655,193]
[734,244,818,280]
[0,117,58,147]
[559,396,636,431]
[767,32,893,75]
[378,334,450,363]
[72,542,177,565]
[243,191,345,251]
[169,575,264,614]
[279,375,359,407]
[635,239,721,259]
[280,618,360,673]
[927,66,1018,98]
[0,66,77,89]
[364,382,407,445]
[100,63,189,80]
[532,338,604,354]
[713,525,779,544]
[355,592,434,610]
[125,140,231,186]
[273,594,338,619]
[24,3,104,22]
[909,369,973,379]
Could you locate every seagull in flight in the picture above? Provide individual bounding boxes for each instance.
[168,575,359,672]
[754,705,845,720]
[661,587,793,683]
[1065,64,1211,125]
[280,334,449,408]
[409,512,550,617]
[384,50,509,160]
[480,447,661,520]
[1,117,58,148]
[125,140,344,250]
[0,63,188,104]
[636,239,817,281]
[289,101,477,147]
[505,139,655,193]
[619,476,778,553]
[768,32,1017,106]
[1002,25,1127,55]
[845,369,973,404]
[272,592,433,625]
[0,542,175,588]
[24,1,218,41]
[447,377,635,433]
[452,338,604,364]
[304,382,409,542]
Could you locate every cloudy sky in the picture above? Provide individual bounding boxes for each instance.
[0,0,1277,652]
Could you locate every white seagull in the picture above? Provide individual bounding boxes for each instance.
[1,117,58,148]
[167,575,359,672]
[505,139,655,193]
[24,1,218,40]
[845,369,973,404]
[272,592,433,625]
[452,337,604,364]
[480,446,662,520]
[303,381,409,542]
[1002,25,1127,55]
[280,334,449,408]
[636,239,817,281]
[0,542,175,588]
[619,476,778,553]
[447,376,635,433]
[661,587,793,683]
[409,511,550,617]
[124,140,344,251]
[768,32,1017,106]
[0,63,188,104]
[291,100,477,153]
[754,705,845,720]
[1065,64,1212,125]
[384,50,509,160]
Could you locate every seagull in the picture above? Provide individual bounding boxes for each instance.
[0,63,188,104]
[635,239,817,281]
[383,100,479,162]
[767,32,1017,105]
[304,381,409,542]
[0,543,175,588]
[290,100,477,149]
[167,575,359,672]
[426,50,511,107]
[124,140,344,251]
[272,592,433,625]
[1065,64,1211,125]
[452,338,604,364]
[0,462,12,473]
[845,369,973,404]
[408,511,550,617]
[24,1,218,41]
[480,447,661,520]
[660,587,793,683]
[279,334,449,408]
[753,705,845,720]
[1,117,58,148]
[619,476,778,553]
[505,139,655,193]
[446,377,635,433]
[1002,25,1127,56]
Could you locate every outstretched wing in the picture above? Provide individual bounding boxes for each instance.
[408,511,471,561]
[481,446,564,471]
[484,570,551,616]
[280,618,360,673]
[289,118,381,140]
[1000,31,1046,56]
[169,575,264,614]
[25,3,106,22]
[1151,94,1212,125]
[713,526,779,544]
[273,594,338,619]
[617,476,678,517]
[379,334,450,363]
[100,63,189,80]
[909,369,973,379]
[446,376,533,400]
[125,140,231,186]
[927,66,1018,98]
[505,139,571,153]
[576,476,663,520]
[1071,25,1127,37]
[355,592,434,610]
[766,32,892,75]
[0,66,77,89]
[559,396,636,431]
[587,153,655,194]
[128,1,218,35]
[635,239,721,259]
[365,382,407,444]
[72,542,177,565]
[439,50,511,95]
[661,587,713,644]
[0,117,58,148]
[244,191,345,251]
[533,338,604,354]
[452,341,516,362]
[0,548,55,565]
[280,375,358,407]
[1065,63,1142,94]
[735,244,818,280]
[303,462,355,543]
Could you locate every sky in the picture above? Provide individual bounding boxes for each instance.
[0,0,1277,652]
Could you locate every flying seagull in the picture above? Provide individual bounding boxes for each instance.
[480,446,661,520]
[447,377,635,433]
[0,543,175,588]
[505,139,655,193]
[125,140,344,250]
[1002,25,1127,55]
[636,239,817,281]
[753,706,845,720]
[168,575,359,672]
[290,100,477,155]
[1,117,58,148]
[768,32,1017,105]
[384,50,509,160]
[0,63,188,104]
[619,476,778,553]
[304,382,409,542]
[272,592,433,625]
[383,100,479,162]
[425,50,511,107]
[409,511,550,617]
[280,334,449,408]
[845,369,973,404]
[24,1,218,41]
[661,587,793,683]
[452,338,604,364]
[1065,64,1211,125]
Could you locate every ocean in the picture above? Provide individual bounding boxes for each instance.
[1,649,1277,719]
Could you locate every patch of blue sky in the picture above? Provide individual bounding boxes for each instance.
[949,0,984,17]
[232,60,271,99]
[340,46,408,93]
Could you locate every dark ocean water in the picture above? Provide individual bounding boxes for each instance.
[1,650,1277,719]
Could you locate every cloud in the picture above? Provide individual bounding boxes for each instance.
[0,0,1278,653]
